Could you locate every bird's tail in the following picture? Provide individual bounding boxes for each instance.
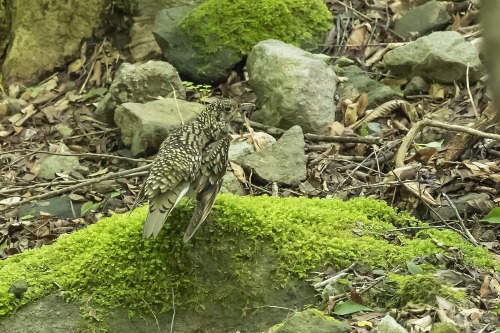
[183,181,222,243]
[143,183,189,238]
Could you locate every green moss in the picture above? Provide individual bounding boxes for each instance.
[387,273,467,307]
[0,195,494,317]
[180,0,333,54]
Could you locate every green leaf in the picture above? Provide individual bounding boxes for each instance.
[20,214,35,220]
[81,201,102,215]
[425,141,443,148]
[480,207,500,223]
[333,302,372,315]
[407,261,423,275]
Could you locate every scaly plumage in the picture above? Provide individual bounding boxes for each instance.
[131,99,238,242]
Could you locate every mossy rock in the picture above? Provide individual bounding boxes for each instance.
[155,0,333,82]
[270,309,350,333]
[0,195,494,331]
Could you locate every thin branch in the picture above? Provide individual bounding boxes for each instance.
[442,193,478,246]
[395,119,500,168]
[314,263,356,288]
[231,117,380,144]
[0,165,151,212]
[141,296,161,333]
[170,287,176,333]
[466,62,479,118]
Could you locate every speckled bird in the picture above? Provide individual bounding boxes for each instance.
[131,99,239,242]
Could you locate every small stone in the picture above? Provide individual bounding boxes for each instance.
[404,76,429,96]
[8,279,29,298]
[38,155,80,180]
[366,122,381,136]
[220,172,246,196]
[56,124,74,138]
[8,84,20,98]
[236,126,307,186]
[480,230,496,242]
[377,315,408,333]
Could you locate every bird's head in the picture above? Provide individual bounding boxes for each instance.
[211,98,239,122]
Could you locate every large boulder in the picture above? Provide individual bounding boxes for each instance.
[129,0,207,62]
[247,40,338,135]
[393,1,451,39]
[114,99,202,156]
[1,0,105,84]
[94,61,186,124]
[384,31,484,84]
[153,0,332,83]
[235,125,307,186]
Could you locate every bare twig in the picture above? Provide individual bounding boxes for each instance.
[442,193,479,246]
[20,150,149,163]
[141,297,161,333]
[170,287,176,333]
[314,263,356,288]
[390,170,477,245]
[466,62,479,118]
[395,119,500,168]
[170,83,184,125]
[0,165,151,212]
[232,117,380,144]
[79,39,106,95]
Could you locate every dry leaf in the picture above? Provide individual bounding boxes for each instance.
[88,167,108,177]
[229,162,247,185]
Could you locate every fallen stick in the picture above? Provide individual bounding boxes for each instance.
[0,165,151,212]
[395,119,500,168]
[232,118,380,144]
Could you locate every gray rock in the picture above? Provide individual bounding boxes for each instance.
[8,279,28,298]
[430,193,490,221]
[38,155,80,180]
[235,125,307,186]
[403,76,429,97]
[0,295,83,333]
[153,6,241,83]
[248,40,338,135]
[114,99,203,156]
[1,0,105,84]
[384,31,484,84]
[1,97,28,115]
[55,124,73,138]
[480,230,496,242]
[366,122,381,136]
[94,61,186,124]
[273,309,351,333]
[228,139,255,161]
[394,1,452,39]
[17,196,83,219]
[220,172,246,196]
[338,65,401,108]
[8,84,20,98]
[228,134,276,161]
[377,315,408,333]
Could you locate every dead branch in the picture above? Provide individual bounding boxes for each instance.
[0,165,151,212]
[232,118,380,144]
[395,119,500,168]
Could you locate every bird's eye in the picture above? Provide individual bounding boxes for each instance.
[225,106,232,112]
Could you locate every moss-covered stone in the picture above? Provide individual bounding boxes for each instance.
[180,0,333,55]
[0,195,494,323]
[271,309,350,333]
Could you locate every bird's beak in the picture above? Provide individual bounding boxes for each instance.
[239,103,255,109]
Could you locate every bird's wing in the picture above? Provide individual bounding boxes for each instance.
[183,137,229,242]
[142,142,202,238]
[183,180,222,243]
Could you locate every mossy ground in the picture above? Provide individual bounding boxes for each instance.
[0,195,495,319]
[180,0,333,54]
